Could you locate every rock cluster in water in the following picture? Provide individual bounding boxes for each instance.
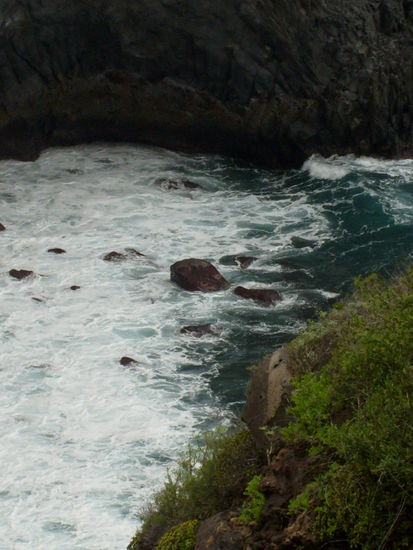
[0,0,411,165]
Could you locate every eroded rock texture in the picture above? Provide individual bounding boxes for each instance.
[0,0,412,166]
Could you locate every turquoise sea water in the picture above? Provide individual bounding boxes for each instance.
[1,145,412,549]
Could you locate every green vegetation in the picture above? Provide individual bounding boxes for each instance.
[284,269,413,549]
[156,520,199,550]
[238,475,265,524]
[130,427,263,548]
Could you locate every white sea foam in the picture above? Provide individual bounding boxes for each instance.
[1,144,412,549]
[302,155,351,180]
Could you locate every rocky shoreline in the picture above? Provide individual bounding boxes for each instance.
[0,0,412,166]
[130,270,413,550]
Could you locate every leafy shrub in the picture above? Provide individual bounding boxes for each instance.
[156,520,199,550]
[285,269,413,549]
[133,427,263,546]
[238,475,265,524]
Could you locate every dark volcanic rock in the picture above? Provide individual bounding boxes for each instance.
[48,247,66,254]
[234,286,281,306]
[180,324,218,337]
[103,251,127,262]
[195,512,246,550]
[120,356,139,366]
[236,256,257,268]
[171,259,229,292]
[154,178,202,190]
[0,223,5,231]
[0,0,411,166]
[70,285,81,290]
[9,269,34,280]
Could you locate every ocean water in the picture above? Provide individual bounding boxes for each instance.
[1,144,413,549]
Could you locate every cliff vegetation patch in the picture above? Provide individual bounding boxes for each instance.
[285,269,413,549]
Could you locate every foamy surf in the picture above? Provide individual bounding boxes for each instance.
[1,144,413,549]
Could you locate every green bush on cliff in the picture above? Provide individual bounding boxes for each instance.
[285,269,413,549]
[238,475,265,524]
[134,427,263,545]
[156,520,199,550]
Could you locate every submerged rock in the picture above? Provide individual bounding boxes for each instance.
[124,248,145,257]
[291,236,317,249]
[154,178,202,190]
[103,251,127,262]
[234,286,281,306]
[171,259,229,292]
[9,269,34,280]
[104,249,144,262]
[180,324,218,337]
[48,247,66,254]
[236,256,257,268]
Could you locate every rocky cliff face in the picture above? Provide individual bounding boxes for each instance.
[0,0,412,165]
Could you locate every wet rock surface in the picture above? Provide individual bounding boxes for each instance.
[104,249,145,261]
[234,286,282,307]
[103,251,127,262]
[9,269,34,280]
[120,356,139,366]
[171,259,229,292]
[0,0,411,166]
[0,223,5,231]
[236,256,257,268]
[70,285,81,290]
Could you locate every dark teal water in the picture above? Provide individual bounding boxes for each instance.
[193,154,413,411]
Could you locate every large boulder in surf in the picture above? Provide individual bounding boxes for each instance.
[0,0,411,166]
[234,286,281,306]
[171,259,229,292]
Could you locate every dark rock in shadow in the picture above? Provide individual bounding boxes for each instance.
[291,236,317,249]
[0,222,5,231]
[0,0,412,168]
[48,247,66,254]
[120,356,139,366]
[70,285,81,290]
[234,286,281,306]
[171,258,229,292]
[180,324,218,337]
[9,269,34,280]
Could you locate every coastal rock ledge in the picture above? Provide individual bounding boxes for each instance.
[0,0,412,166]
